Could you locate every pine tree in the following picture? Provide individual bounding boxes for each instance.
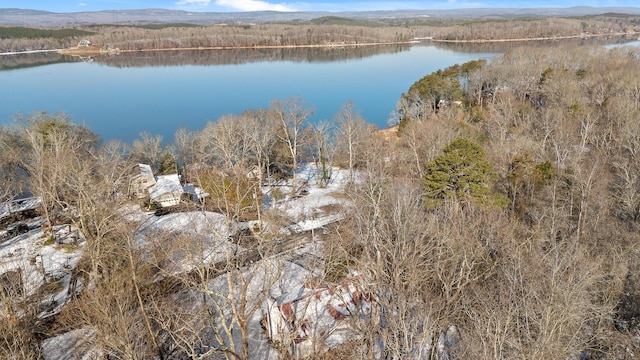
[423,137,507,210]
[158,153,180,176]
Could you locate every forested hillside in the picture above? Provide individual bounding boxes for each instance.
[383,44,640,358]
[1,14,639,53]
[1,43,640,358]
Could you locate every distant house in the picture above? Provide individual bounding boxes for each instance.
[129,164,156,199]
[130,164,204,208]
[77,39,92,47]
[148,174,184,208]
[263,273,376,358]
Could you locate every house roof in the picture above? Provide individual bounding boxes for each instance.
[148,174,183,199]
[264,273,374,354]
[135,163,154,179]
[183,184,210,201]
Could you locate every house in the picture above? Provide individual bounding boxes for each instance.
[263,273,376,358]
[148,174,184,208]
[130,163,200,208]
[77,39,92,47]
[129,164,156,199]
[183,184,210,203]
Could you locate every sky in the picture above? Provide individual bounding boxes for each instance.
[1,0,638,13]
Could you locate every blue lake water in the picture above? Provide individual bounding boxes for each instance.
[0,45,497,143]
[2,39,636,144]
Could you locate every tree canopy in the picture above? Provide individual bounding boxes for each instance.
[407,63,466,113]
[423,137,506,210]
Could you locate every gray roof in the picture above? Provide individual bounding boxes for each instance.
[136,163,154,179]
[149,174,183,199]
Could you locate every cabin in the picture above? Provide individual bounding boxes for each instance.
[129,163,209,209]
[263,273,376,358]
[148,174,184,208]
[129,164,156,199]
[183,184,209,203]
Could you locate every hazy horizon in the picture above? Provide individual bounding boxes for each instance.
[3,1,640,14]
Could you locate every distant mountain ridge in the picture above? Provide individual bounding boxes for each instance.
[1,6,640,26]
[0,8,54,15]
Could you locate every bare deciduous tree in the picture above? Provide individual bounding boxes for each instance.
[130,131,164,171]
[334,101,371,183]
[271,96,313,194]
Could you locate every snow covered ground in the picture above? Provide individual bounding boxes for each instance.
[2,163,363,358]
[0,196,41,220]
[134,210,239,276]
[42,328,101,360]
[168,258,314,359]
[268,164,353,233]
[0,224,84,317]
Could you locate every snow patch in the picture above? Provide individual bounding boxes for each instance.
[42,328,101,360]
[0,225,84,317]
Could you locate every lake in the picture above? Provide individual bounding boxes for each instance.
[1,37,637,144]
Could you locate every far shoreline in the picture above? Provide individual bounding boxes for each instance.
[429,31,635,43]
[2,31,635,57]
[56,31,638,56]
[56,40,419,56]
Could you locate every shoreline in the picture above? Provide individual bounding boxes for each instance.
[3,31,635,57]
[430,31,634,43]
[0,49,60,56]
[56,40,417,56]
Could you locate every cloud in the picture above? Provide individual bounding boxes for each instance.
[215,0,296,11]
[175,0,212,7]
[78,2,87,6]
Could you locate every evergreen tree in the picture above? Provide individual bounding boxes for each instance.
[158,153,180,176]
[423,137,506,210]
[407,64,466,113]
